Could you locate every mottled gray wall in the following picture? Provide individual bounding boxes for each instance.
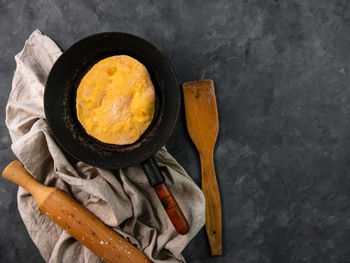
[1,0,350,262]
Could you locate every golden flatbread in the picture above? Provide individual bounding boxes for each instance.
[76,55,155,145]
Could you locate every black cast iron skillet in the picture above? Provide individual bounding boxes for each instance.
[44,32,189,235]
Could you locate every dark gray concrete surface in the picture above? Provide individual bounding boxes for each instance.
[1,0,350,262]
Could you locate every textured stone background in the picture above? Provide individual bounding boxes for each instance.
[1,0,350,262]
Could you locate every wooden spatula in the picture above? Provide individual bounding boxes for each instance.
[183,80,222,255]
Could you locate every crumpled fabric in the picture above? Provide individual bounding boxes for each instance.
[6,30,205,263]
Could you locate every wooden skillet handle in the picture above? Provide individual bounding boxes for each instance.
[141,157,189,235]
[154,183,189,235]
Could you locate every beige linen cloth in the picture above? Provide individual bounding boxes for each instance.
[6,30,205,263]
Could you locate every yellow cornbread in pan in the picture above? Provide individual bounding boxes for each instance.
[76,55,155,145]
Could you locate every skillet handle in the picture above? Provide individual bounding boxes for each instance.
[141,157,190,235]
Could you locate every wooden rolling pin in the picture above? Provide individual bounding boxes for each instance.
[2,161,151,263]
[183,80,222,255]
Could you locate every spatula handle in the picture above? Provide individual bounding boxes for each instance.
[201,154,222,255]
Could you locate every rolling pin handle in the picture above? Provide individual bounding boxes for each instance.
[2,160,45,195]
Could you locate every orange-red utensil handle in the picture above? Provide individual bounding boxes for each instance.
[154,183,189,235]
[141,157,189,235]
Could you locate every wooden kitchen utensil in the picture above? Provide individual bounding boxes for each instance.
[183,80,222,255]
[2,161,151,263]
